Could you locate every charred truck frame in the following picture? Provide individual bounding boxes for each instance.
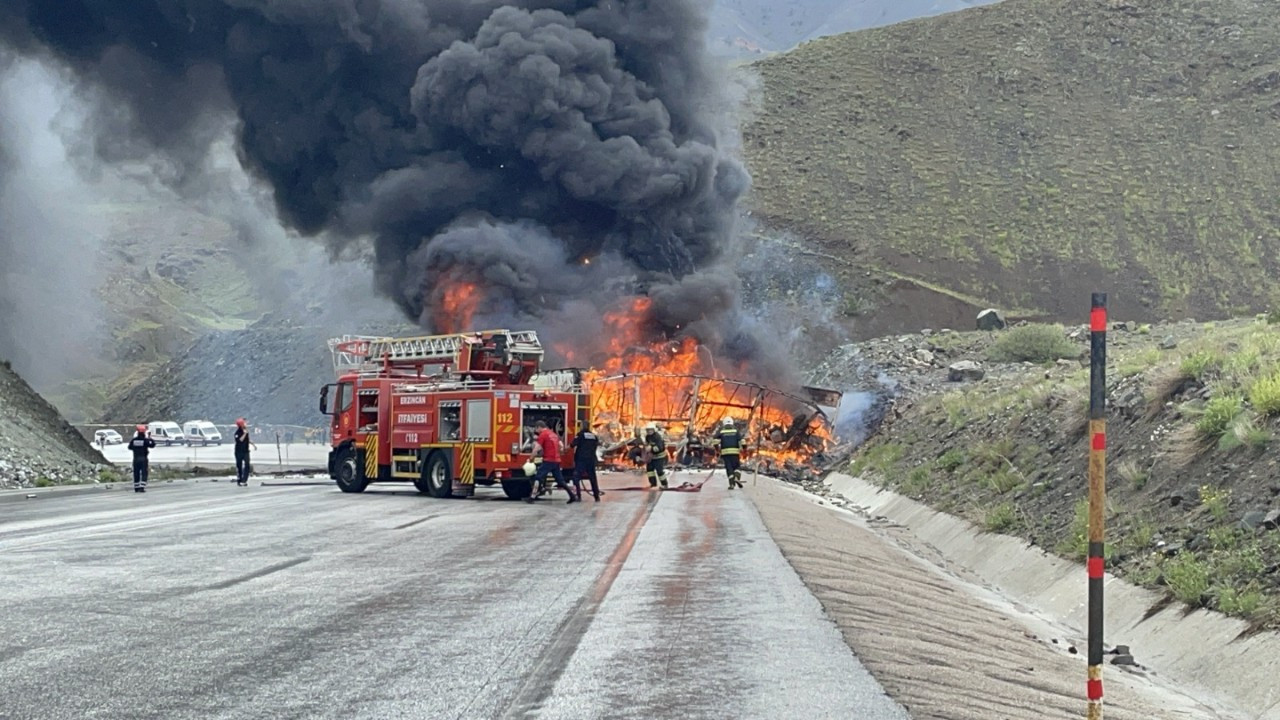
[319,330,588,499]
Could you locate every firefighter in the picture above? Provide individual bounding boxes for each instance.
[527,420,578,504]
[127,424,156,493]
[571,424,602,501]
[679,427,705,468]
[643,423,668,490]
[714,417,745,489]
[233,418,258,487]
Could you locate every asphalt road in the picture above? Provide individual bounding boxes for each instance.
[0,471,906,720]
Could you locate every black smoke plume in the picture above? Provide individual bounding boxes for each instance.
[0,1,792,382]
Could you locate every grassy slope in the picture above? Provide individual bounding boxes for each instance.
[744,0,1280,323]
[854,317,1280,627]
[45,202,266,421]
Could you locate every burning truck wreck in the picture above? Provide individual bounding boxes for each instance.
[536,368,842,479]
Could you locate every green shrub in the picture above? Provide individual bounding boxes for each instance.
[901,467,932,495]
[935,448,966,472]
[1180,351,1222,381]
[986,324,1078,364]
[1219,413,1270,451]
[983,502,1019,533]
[1249,369,1280,416]
[1217,586,1263,617]
[1058,499,1090,560]
[1195,394,1243,439]
[1165,554,1211,606]
[1115,459,1148,489]
[987,467,1023,494]
[1199,485,1231,523]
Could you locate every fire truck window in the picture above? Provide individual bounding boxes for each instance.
[440,405,461,441]
[337,383,353,413]
[466,399,492,441]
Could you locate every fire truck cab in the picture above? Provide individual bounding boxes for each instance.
[319,330,589,500]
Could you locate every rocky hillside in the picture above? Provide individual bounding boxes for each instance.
[841,313,1280,628]
[0,359,108,488]
[102,316,416,429]
[743,0,1280,329]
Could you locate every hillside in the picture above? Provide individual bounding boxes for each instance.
[0,359,108,488]
[743,0,1280,327]
[843,316,1280,628]
[102,316,416,429]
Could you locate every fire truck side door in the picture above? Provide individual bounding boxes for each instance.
[334,381,354,439]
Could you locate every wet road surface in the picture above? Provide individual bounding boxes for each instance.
[0,471,906,720]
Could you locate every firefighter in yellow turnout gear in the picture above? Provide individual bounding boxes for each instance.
[714,417,745,489]
[643,423,668,489]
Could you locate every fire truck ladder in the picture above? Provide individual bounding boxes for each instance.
[328,330,544,374]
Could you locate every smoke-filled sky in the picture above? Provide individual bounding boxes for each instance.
[0,1,791,381]
[0,55,110,386]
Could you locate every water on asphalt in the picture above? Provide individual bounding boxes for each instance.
[0,471,905,720]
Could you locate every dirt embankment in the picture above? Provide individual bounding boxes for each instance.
[0,360,108,488]
[841,316,1280,630]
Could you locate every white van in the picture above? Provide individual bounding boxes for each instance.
[183,420,223,446]
[148,421,186,446]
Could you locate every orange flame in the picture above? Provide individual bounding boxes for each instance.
[433,282,481,333]
[554,296,835,470]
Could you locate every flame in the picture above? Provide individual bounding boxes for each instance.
[554,296,836,471]
[433,282,481,333]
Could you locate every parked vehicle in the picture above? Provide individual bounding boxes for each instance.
[148,421,186,446]
[93,429,124,445]
[183,420,223,446]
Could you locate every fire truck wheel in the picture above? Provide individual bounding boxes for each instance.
[420,452,454,499]
[501,478,534,500]
[334,448,367,494]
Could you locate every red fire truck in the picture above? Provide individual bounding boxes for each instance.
[319,330,589,499]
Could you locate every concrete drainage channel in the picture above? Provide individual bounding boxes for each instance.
[815,472,1280,719]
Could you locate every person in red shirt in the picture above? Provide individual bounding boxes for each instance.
[527,420,578,504]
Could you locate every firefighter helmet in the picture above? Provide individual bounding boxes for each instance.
[522,461,537,476]
[721,417,735,427]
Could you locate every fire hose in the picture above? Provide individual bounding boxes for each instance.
[611,468,717,493]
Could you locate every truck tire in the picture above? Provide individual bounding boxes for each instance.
[334,448,367,494]
[421,452,453,499]
[501,478,534,500]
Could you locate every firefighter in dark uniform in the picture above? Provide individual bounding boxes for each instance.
[127,424,156,493]
[571,425,602,501]
[680,427,705,468]
[715,417,745,489]
[234,418,257,487]
[643,423,668,490]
